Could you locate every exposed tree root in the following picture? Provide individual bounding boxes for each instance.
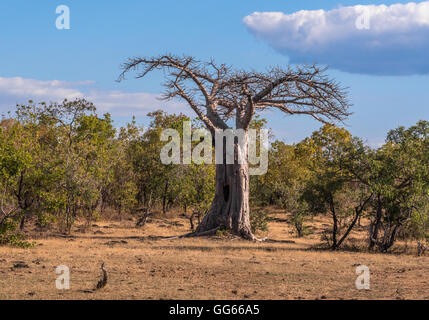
[161,227,268,242]
[161,227,220,240]
[251,236,268,242]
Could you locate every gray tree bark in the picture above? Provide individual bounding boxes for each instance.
[195,130,255,239]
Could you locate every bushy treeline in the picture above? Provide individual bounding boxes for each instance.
[0,99,214,245]
[0,99,428,252]
[251,123,429,251]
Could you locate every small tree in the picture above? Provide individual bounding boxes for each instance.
[0,119,34,235]
[300,125,372,249]
[366,121,429,252]
[0,108,53,231]
[128,111,191,215]
[11,99,116,233]
[101,120,139,219]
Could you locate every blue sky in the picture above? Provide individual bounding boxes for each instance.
[1,0,428,145]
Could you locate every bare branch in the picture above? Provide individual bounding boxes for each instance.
[118,55,351,132]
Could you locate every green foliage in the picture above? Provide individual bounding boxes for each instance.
[250,209,269,233]
[7,235,35,248]
[1,99,427,253]
[290,203,313,237]
[215,229,231,237]
[298,125,365,248]
[404,206,429,242]
[0,218,34,248]
[368,120,429,249]
[0,218,17,244]
[126,110,214,215]
[37,213,57,228]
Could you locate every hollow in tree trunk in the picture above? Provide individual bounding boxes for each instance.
[195,163,254,239]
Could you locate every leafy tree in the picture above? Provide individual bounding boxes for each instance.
[101,119,139,219]
[300,125,372,249]
[0,107,56,231]
[6,99,116,233]
[365,121,429,251]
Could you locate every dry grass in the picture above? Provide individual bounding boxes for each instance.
[0,208,428,300]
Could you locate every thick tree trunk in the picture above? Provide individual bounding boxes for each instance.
[195,162,254,239]
[195,131,255,240]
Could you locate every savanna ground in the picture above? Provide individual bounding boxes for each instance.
[0,207,427,300]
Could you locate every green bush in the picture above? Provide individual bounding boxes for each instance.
[37,212,57,228]
[215,229,231,237]
[250,209,269,233]
[290,211,312,237]
[0,218,17,245]
[0,218,34,248]
[401,208,429,242]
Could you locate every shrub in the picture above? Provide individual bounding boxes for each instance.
[290,211,312,237]
[250,209,269,233]
[0,218,35,248]
[215,229,231,237]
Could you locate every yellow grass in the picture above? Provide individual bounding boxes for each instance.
[0,208,428,300]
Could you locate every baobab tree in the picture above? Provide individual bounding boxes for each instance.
[118,54,351,240]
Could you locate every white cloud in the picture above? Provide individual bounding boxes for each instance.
[85,90,186,116]
[0,77,188,117]
[0,77,85,101]
[243,1,429,75]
